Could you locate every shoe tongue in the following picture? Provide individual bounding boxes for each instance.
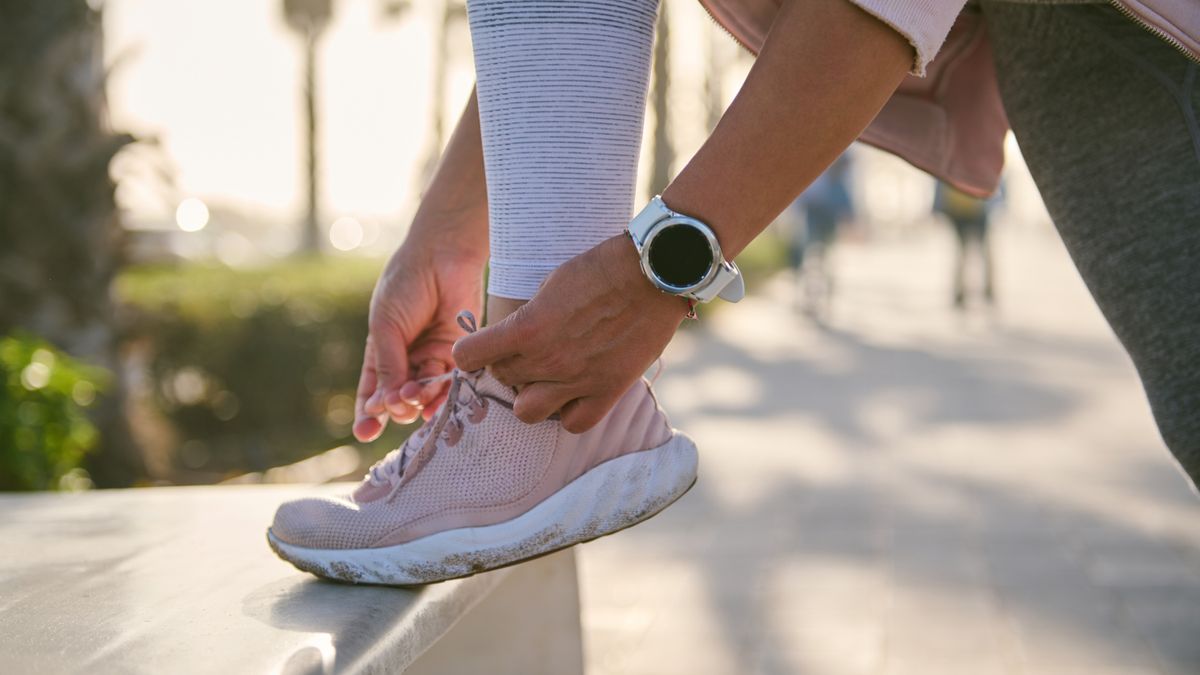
[471,369,518,403]
[354,371,509,505]
[353,479,390,503]
[353,371,512,505]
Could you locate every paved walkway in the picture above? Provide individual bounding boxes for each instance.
[578,223,1200,675]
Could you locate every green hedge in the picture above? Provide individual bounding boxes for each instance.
[0,333,108,490]
[118,257,411,478]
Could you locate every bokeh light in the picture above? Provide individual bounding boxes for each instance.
[71,381,97,407]
[175,197,210,232]
[19,349,56,391]
[328,216,364,251]
[20,362,51,391]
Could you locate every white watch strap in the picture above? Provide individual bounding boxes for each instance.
[628,196,672,245]
[691,262,744,303]
[717,266,746,302]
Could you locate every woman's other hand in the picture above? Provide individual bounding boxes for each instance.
[354,240,485,441]
[452,234,687,433]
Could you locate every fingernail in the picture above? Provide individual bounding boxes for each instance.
[354,417,382,442]
[399,381,423,404]
[385,389,415,415]
[392,410,420,425]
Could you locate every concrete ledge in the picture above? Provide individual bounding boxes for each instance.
[0,484,583,674]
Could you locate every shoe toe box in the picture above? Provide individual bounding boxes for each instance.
[271,495,367,549]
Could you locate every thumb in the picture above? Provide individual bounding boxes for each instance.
[452,314,524,372]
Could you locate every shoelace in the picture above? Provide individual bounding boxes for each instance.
[365,311,489,502]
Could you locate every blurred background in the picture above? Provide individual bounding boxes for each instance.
[3,1,1198,673]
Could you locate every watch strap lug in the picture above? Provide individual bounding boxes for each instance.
[718,265,745,303]
[627,195,671,246]
[689,261,743,303]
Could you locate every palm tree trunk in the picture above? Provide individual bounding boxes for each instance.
[301,29,323,254]
[648,0,673,196]
[0,0,143,486]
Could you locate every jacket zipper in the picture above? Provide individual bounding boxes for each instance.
[1109,1,1199,64]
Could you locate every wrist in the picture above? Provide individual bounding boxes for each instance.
[391,233,487,284]
[658,185,755,260]
[604,234,692,320]
[402,210,489,267]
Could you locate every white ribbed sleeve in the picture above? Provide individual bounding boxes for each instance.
[466,0,659,300]
[849,0,969,75]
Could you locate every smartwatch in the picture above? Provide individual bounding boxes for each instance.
[626,195,745,304]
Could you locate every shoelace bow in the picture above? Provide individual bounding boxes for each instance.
[366,311,489,502]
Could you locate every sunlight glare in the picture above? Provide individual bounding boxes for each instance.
[176,198,210,232]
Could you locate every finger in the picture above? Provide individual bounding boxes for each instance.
[398,380,422,405]
[354,341,388,442]
[355,340,379,418]
[363,389,386,417]
[388,407,421,425]
[559,393,620,434]
[393,337,456,421]
[354,416,384,443]
[489,354,538,387]
[512,381,576,425]
[369,317,418,420]
[382,387,419,422]
[452,310,527,372]
[491,350,581,387]
[385,373,422,424]
[421,391,449,421]
[400,358,452,407]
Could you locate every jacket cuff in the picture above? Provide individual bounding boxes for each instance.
[846,0,968,75]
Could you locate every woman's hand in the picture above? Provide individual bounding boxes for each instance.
[356,88,489,441]
[354,240,485,442]
[452,234,688,433]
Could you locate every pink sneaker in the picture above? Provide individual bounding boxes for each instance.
[267,317,698,585]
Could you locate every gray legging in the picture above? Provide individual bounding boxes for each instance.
[982,2,1200,489]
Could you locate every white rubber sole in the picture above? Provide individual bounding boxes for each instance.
[268,431,698,585]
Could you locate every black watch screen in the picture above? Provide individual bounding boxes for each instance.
[647,223,716,289]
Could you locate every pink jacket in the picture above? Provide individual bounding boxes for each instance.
[698,0,1200,197]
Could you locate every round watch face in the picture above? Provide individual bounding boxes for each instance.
[647,222,716,290]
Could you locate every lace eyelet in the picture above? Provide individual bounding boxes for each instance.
[467,398,489,424]
[444,420,464,446]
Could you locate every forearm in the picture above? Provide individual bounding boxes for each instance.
[407,88,489,260]
[661,0,911,257]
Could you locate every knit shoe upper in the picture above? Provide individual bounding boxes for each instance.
[270,367,672,551]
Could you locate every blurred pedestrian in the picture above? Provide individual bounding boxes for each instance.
[789,154,854,319]
[934,181,995,310]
